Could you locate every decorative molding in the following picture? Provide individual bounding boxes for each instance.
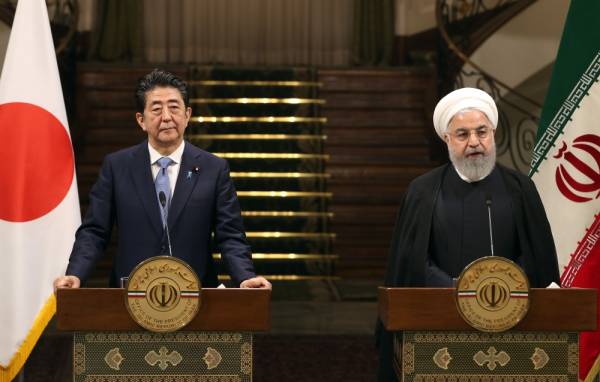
[473,346,510,371]
[531,348,550,370]
[104,348,124,371]
[433,348,452,370]
[202,347,222,370]
[74,343,86,376]
[144,347,183,371]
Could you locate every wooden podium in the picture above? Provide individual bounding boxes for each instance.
[379,288,597,382]
[57,288,270,382]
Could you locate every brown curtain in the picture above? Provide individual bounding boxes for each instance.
[88,0,395,66]
[143,0,353,66]
[89,0,144,61]
[352,0,395,65]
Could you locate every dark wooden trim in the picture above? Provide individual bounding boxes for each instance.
[56,288,271,332]
[0,4,14,27]
[393,28,439,65]
[379,287,597,331]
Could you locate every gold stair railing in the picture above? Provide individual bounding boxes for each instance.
[230,172,330,178]
[191,116,326,123]
[218,275,340,281]
[214,153,330,160]
[188,134,327,140]
[237,191,332,198]
[241,211,334,217]
[191,98,325,105]
[189,80,322,87]
[186,67,335,282]
[213,253,339,261]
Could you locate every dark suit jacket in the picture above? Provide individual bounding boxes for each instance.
[66,140,256,287]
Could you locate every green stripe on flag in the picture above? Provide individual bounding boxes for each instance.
[530,0,600,176]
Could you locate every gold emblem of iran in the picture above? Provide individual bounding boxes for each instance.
[455,256,530,333]
[125,256,201,332]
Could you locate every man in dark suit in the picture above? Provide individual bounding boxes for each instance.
[54,69,271,290]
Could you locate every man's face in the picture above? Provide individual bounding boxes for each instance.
[444,109,496,181]
[135,86,191,151]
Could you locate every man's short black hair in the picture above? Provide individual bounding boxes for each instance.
[135,69,189,113]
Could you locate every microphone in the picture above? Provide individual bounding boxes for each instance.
[485,194,494,257]
[158,191,173,257]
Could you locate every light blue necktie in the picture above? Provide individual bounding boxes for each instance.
[155,157,173,226]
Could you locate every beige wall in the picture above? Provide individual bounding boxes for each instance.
[395,0,436,36]
[394,0,568,92]
[466,0,569,91]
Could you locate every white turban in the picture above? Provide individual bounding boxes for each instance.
[432,87,498,139]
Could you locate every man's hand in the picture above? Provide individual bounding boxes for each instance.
[240,276,272,289]
[53,275,81,291]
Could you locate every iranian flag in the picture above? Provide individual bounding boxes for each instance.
[529,1,600,382]
[0,0,80,380]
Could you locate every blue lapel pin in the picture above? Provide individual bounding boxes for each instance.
[187,166,200,179]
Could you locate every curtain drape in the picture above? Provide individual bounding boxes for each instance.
[88,0,395,66]
[352,0,394,65]
[89,0,144,61]
[143,0,353,66]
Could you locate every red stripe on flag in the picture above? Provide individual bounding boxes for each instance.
[561,213,600,382]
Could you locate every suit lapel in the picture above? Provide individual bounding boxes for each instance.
[168,143,202,229]
[130,142,163,236]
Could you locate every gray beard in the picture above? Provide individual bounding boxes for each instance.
[449,144,496,182]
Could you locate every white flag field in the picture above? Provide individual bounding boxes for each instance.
[530,1,600,381]
[0,0,80,380]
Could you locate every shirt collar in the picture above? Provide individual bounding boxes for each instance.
[148,140,185,165]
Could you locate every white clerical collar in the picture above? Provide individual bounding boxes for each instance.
[453,164,489,183]
[148,140,185,165]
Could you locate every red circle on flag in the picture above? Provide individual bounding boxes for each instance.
[0,102,74,222]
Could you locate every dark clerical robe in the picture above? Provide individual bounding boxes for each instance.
[376,163,560,381]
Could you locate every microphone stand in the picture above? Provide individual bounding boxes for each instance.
[485,195,494,257]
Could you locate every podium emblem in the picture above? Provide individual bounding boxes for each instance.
[455,257,529,332]
[125,256,201,332]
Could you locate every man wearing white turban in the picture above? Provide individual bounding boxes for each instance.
[376,88,560,381]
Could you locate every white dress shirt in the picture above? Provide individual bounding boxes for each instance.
[148,141,185,194]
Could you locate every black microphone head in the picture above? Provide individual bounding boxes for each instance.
[485,193,492,206]
[159,191,166,207]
